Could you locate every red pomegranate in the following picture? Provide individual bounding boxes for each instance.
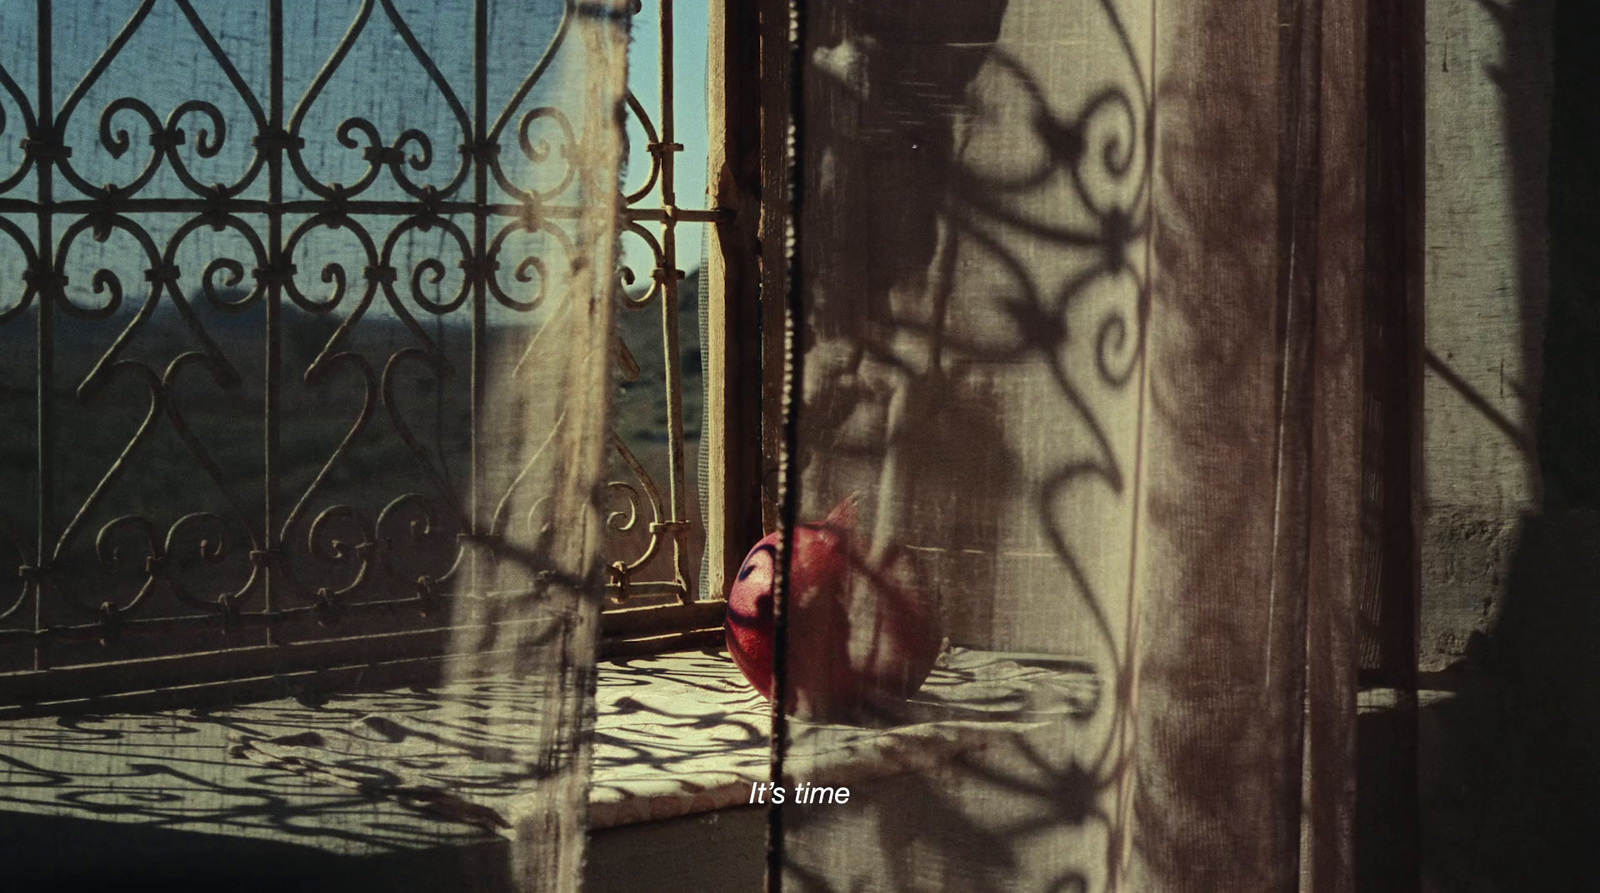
[724,496,942,723]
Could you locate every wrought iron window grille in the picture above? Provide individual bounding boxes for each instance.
[0,0,735,709]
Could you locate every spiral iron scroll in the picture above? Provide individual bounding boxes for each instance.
[0,0,694,664]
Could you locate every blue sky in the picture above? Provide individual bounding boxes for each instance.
[625,0,711,277]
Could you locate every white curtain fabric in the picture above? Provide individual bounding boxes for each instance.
[774,0,1366,891]
[441,3,629,891]
[0,3,628,891]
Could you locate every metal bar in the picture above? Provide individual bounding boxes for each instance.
[601,580,687,599]
[0,198,728,223]
[264,0,284,644]
[599,599,724,636]
[659,0,677,214]
[632,206,728,223]
[0,579,697,649]
[472,0,490,599]
[0,600,722,673]
[656,0,692,602]
[33,0,52,672]
[0,624,726,721]
[601,629,721,658]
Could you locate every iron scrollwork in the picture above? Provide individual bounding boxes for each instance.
[0,0,703,681]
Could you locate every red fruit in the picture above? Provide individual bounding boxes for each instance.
[724,496,942,723]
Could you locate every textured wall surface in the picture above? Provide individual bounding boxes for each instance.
[1409,4,1600,891]
[1421,0,1550,673]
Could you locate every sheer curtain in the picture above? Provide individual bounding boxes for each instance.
[769,0,1367,891]
[0,2,627,891]
[440,3,629,891]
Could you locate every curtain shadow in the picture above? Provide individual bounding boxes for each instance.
[789,0,1153,888]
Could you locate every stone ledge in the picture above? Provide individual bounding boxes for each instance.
[0,647,1100,857]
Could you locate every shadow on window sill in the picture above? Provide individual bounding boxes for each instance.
[0,648,1100,889]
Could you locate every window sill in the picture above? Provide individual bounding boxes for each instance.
[586,647,1100,828]
[0,646,1099,884]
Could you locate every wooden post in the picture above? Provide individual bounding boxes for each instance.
[703,0,770,599]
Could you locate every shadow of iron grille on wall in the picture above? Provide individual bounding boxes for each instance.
[0,0,722,708]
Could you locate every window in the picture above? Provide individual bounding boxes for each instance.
[0,0,745,707]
